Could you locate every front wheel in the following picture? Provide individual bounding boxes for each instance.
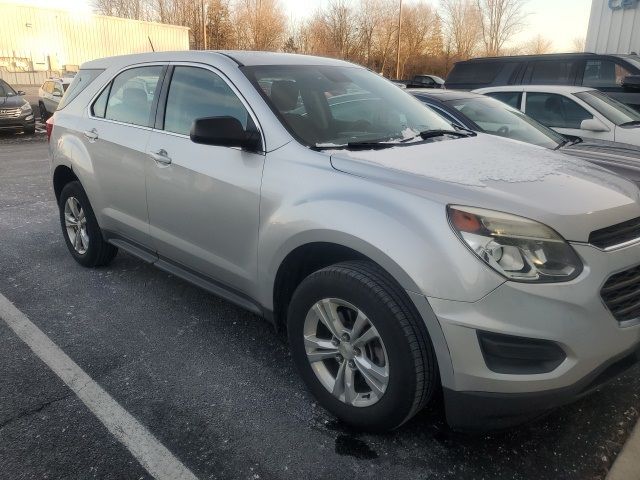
[59,181,117,267]
[287,260,438,431]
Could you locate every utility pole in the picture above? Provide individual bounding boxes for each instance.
[395,0,402,80]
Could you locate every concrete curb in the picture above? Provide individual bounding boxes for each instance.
[607,417,640,480]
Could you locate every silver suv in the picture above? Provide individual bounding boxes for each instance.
[48,52,640,431]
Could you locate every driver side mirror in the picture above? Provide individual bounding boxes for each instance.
[580,118,609,132]
[622,74,640,90]
[190,116,262,152]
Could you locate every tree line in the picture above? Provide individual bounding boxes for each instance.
[93,0,585,79]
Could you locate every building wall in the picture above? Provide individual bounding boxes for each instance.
[0,4,190,74]
[586,0,640,54]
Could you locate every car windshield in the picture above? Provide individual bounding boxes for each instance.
[574,90,640,126]
[242,65,455,148]
[446,96,565,149]
[0,80,16,97]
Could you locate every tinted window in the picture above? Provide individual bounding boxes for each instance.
[582,60,631,87]
[529,61,575,85]
[525,92,592,129]
[59,69,105,110]
[243,65,454,147]
[485,91,522,109]
[0,80,9,97]
[447,62,503,85]
[103,66,162,127]
[575,90,640,125]
[92,85,110,118]
[163,66,249,136]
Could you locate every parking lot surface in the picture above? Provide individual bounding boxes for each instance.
[1,133,639,480]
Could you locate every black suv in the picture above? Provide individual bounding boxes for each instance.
[0,79,36,134]
[445,53,640,111]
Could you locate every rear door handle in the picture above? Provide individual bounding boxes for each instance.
[83,128,98,141]
[150,149,172,165]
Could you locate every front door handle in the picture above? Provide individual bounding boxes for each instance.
[150,149,172,165]
[83,128,98,141]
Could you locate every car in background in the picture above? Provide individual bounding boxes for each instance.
[38,76,73,120]
[393,74,444,89]
[0,78,35,134]
[473,85,640,147]
[445,53,640,111]
[410,89,640,185]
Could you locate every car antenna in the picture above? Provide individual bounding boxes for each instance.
[148,36,155,52]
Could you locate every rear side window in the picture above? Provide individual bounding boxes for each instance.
[485,91,522,109]
[525,92,593,129]
[447,62,503,85]
[58,69,104,109]
[582,60,631,87]
[163,66,248,135]
[527,61,575,85]
[92,66,163,127]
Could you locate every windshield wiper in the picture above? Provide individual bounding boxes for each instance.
[620,120,640,127]
[345,140,396,150]
[417,129,474,139]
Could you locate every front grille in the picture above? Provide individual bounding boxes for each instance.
[589,217,640,249]
[601,264,640,325]
[0,108,21,118]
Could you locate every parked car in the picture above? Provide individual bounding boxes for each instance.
[0,78,35,134]
[38,76,73,120]
[446,53,640,111]
[473,85,640,147]
[49,51,640,431]
[410,89,640,184]
[406,74,445,89]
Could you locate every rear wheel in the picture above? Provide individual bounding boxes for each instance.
[287,260,438,431]
[39,102,48,121]
[59,181,117,267]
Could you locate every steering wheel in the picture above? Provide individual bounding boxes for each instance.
[497,126,510,136]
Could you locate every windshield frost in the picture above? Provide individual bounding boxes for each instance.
[242,65,455,148]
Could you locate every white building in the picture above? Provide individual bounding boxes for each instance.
[587,0,640,54]
[0,3,189,84]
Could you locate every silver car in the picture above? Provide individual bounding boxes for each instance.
[48,51,640,431]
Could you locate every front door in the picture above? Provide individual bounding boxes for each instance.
[145,65,265,294]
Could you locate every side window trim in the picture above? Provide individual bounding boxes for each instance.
[154,61,265,152]
[87,62,169,130]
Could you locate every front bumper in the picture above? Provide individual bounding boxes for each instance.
[418,241,640,429]
[0,111,35,130]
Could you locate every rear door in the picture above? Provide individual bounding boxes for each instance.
[145,64,265,294]
[81,63,166,248]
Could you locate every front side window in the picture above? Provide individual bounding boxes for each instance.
[529,61,575,85]
[242,65,454,147]
[100,66,163,127]
[163,66,249,136]
[575,90,640,125]
[525,92,593,129]
[0,80,9,97]
[582,60,631,88]
[485,91,522,109]
[447,97,563,149]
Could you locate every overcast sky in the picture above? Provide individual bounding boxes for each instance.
[9,0,593,53]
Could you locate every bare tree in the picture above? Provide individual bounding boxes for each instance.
[475,0,528,56]
[206,0,235,49]
[440,0,481,59]
[234,0,286,50]
[571,36,586,52]
[525,33,552,54]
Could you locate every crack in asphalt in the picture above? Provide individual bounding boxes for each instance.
[0,392,74,431]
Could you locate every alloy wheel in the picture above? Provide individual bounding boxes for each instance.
[64,197,89,255]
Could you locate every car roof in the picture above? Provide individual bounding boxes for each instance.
[474,85,596,94]
[407,89,483,101]
[453,52,628,63]
[81,50,358,69]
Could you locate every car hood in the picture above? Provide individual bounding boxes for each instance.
[0,94,27,108]
[329,134,640,242]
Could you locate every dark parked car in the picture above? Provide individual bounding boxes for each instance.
[393,74,444,89]
[445,53,640,111]
[0,79,35,134]
[411,89,640,185]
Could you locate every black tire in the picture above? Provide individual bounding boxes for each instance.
[39,102,49,121]
[23,125,35,135]
[58,181,117,267]
[287,260,438,431]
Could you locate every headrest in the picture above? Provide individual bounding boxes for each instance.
[123,87,147,105]
[270,80,299,112]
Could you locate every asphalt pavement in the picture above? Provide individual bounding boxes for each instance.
[1,132,639,480]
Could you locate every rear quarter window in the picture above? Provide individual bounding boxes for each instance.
[57,69,104,110]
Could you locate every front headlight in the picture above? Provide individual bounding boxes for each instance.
[448,205,582,283]
[20,102,32,113]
